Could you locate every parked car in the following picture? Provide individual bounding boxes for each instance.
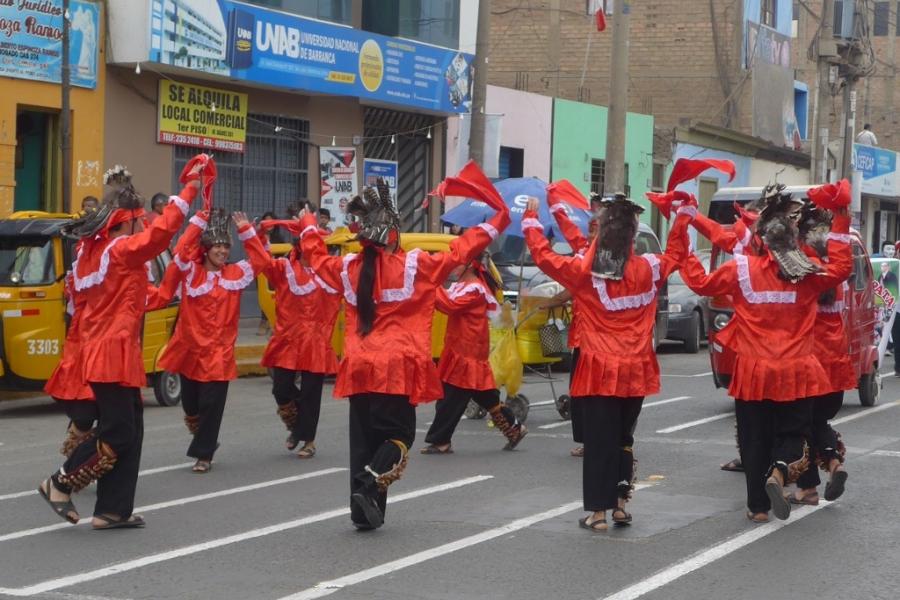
[0,211,182,406]
[666,250,710,353]
[700,186,880,406]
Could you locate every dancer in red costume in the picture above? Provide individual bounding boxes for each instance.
[245,218,342,458]
[523,194,694,532]
[421,255,526,453]
[150,210,262,473]
[675,185,853,522]
[37,159,206,529]
[300,166,510,530]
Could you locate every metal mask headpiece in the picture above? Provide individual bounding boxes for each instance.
[592,195,645,280]
[62,165,145,239]
[347,178,400,246]
[201,209,233,248]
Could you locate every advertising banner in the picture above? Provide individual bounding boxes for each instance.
[872,257,898,367]
[320,147,358,228]
[157,81,248,153]
[853,143,899,197]
[363,159,398,208]
[0,0,98,88]
[148,0,473,114]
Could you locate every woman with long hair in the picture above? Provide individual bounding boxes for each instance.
[245,218,341,458]
[523,194,693,532]
[150,210,262,473]
[421,255,526,454]
[299,165,510,530]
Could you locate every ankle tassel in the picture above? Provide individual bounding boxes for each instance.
[55,440,117,493]
[276,403,298,430]
[366,439,409,492]
[617,447,638,500]
[60,425,95,458]
[489,404,521,442]
[816,432,846,471]
[184,414,200,435]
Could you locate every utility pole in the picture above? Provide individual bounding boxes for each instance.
[840,83,857,180]
[604,0,630,195]
[811,0,836,184]
[468,0,490,166]
[61,0,72,213]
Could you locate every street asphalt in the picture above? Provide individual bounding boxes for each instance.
[1,343,899,600]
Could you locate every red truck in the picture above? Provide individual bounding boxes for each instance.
[700,185,880,406]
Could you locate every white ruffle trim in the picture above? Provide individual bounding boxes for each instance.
[828,232,853,244]
[185,261,254,297]
[189,215,208,230]
[521,218,543,232]
[447,281,500,314]
[591,254,661,311]
[171,196,189,216]
[549,203,566,215]
[72,237,125,291]
[817,300,845,314]
[676,206,698,219]
[238,227,256,242]
[300,225,319,239]
[735,254,797,304]
[145,261,154,282]
[477,222,499,240]
[340,249,421,306]
[283,260,336,296]
[341,253,358,305]
[174,253,193,272]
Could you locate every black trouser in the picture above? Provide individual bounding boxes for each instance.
[581,395,643,511]
[58,399,99,432]
[735,398,813,513]
[272,368,325,442]
[892,314,900,373]
[180,376,229,461]
[63,384,144,518]
[569,348,583,444]
[425,382,507,446]
[348,393,415,525]
[797,391,844,489]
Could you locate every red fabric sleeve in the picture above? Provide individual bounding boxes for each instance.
[549,205,589,253]
[298,213,344,292]
[117,186,195,268]
[421,206,511,285]
[145,261,184,311]
[522,211,590,291]
[691,213,739,253]
[680,255,736,297]
[435,286,483,314]
[242,225,279,280]
[805,213,853,294]
[657,212,694,279]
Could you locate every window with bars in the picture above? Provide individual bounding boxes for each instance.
[761,0,777,28]
[874,1,890,36]
[590,159,605,196]
[173,114,309,220]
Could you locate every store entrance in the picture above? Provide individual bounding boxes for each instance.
[14,111,58,213]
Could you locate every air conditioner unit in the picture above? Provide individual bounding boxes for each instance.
[833,0,856,40]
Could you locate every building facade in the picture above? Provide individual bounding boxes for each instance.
[105,0,477,231]
[0,0,105,216]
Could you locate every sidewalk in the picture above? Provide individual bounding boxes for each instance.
[236,315,270,377]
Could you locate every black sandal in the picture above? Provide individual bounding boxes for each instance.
[721,458,744,472]
[92,514,146,530]
[578,516,608,532]
[824,466,848,501]
[420,444,453,455]
[611,507,632,526]
[285,434,299,451]
[38,478,80,525]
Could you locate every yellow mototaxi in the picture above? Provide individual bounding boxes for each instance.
[0,211,182,405]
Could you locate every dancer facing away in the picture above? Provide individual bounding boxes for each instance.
[150,210,261,473]
[421,254,527,454]
[676,185,852,522]
[299,167,510,530]
[522,194,694,532]
[246,218,342,458]
[37,159,205,529]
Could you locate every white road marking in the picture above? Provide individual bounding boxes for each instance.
[871,449,900,458]
[279,501,584,600]
[655,412,732,434]
[538,421,570,430]
[0,462,195,502]
[642,395,692,408]
[661,372,712,378]
[0,467,346,543]
[599,502,829,600]
[528,400,556,407]
[832,399,900,425]
[0,475,493,597]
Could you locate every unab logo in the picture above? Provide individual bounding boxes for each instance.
[358,39,383,92]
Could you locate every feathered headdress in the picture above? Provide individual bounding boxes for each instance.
[592,194,644,280]
[201,209,233,248]
[63,165,145,239]
[757,185,820,282]
[347,177,400,246]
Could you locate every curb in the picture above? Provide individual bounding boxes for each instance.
[236,344,268,377]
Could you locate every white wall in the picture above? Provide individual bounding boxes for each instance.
[459,0,479,54]
[106,0,150,64]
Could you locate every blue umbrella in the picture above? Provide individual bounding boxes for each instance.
[441,177,591,238]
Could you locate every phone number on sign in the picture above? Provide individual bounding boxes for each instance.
[158,132,244,152]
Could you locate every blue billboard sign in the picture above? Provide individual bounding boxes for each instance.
[853,143,899,197]
[148,0,473,114]
[0,0,98,88]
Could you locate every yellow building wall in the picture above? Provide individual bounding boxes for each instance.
[0,18,106,217]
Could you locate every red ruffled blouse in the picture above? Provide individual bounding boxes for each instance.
[435,281,500,390]
[523,209,692,398]
[300,208,510,405]
[73,188,195,388]
[678,214,853,401]
[44,271,93,401]
[244,239,341,374]
[814,282,857,393]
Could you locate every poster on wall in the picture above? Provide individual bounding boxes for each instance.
[147,0,472,114]
[320,148,358,228]
[157,81,248,153]
[363,159,399,209]
[0,0,98,88]
[872,257,899,367]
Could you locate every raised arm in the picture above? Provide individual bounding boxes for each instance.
[656,208,696,279]
[549,204,589,254]
[691,212,742,253]
[522,205,589,291]
[804,211,853,294]
[298,212,346,292]
[422,206,511,285]
[170,210,206,272]
[233,212,273,278]
[680,253,736,298]
[117,184,198,268]
[145,261,185,311]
